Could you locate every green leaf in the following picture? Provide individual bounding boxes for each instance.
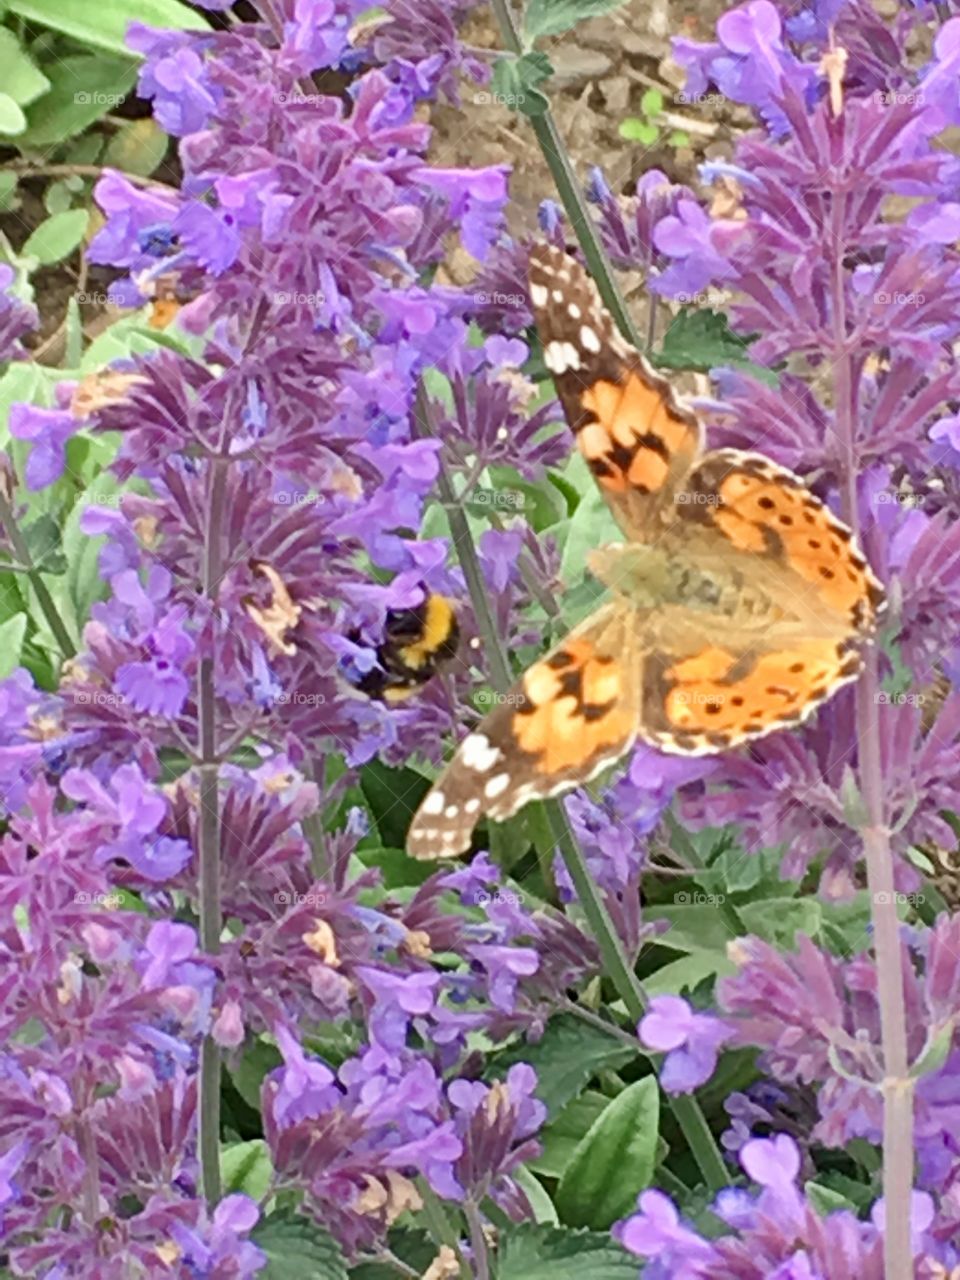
[221,1140,273,1201]
[513,1166,559,1225]
[0,615,27,678]
[805,1181,857,1216]
[524,0,630,40]
[0,94,27,136]
[558,455,620,585]
[103,117,169,176]
[0,30,50,106]
[642,949,735,997]
[0,172,19,210]
[360,759,430,850]
[252,1213,348,1280]
[656,308,776,385]
[640,88,664,118]
[8,0,209,57]
[22,209,88,266]
[231,1039,282,1112]
[498,1225,639,1280]
[555,1078,659,1228]
[530,1089,609,1178]
[737,897,822,948]
[489,1015,636,1116]
[19,55,138,147]
[22,513,66,575]
[644,903,733,954]
[618,116,658,145]
[490,51,552,118]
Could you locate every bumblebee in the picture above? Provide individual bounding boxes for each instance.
[350,593,460,704]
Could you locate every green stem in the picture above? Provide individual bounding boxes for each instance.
[464,1199,492,1280]
[418,388,728,1191]
[489,0,644,350]
[0,488,76,660]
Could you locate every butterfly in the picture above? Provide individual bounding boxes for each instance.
[406,245,886,860]
[348,592,460,704]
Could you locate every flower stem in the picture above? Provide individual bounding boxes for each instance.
[488,0,644,350]
[197,457,228,1205]
[417,387,728,1192]
[464,1199,492,1280]
[0,488,76,661]
[831,198,912,1280]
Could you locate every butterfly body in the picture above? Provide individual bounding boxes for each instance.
[405,247,885,860]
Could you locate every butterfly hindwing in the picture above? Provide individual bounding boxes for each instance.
[406,603,640,860]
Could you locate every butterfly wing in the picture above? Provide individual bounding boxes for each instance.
[406,602,640,860]
[528,244,702,540]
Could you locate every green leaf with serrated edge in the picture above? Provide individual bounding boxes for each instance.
[524,0,630,40]
[0,615,27,679]
[498,1225,639,1280]
[221,1140,273,1201]
[252,1213,348,1280]
[655,308,777,386]
[18,56,137,148]
[0,94,26,136]
[737,897,822,948]
[0,30,50,107]
[513,1165,559,1224]
[529,1089,609,1178]
[642,950,735,997]
[555,1078,658,1228]
[9,0,209,57]
[490,50,552,117]
[488,1015,636,1116]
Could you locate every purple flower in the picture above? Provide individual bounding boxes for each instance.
[0,266,36,361]
[639,996,732,1093]
[8,403,78,490]
[356,968,441,1051]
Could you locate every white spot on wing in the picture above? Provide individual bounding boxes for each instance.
[422,791,445,816]
[460,733,501,773]
[580,325,602,353]
[530,282,549,307]
[485,773,510,799]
